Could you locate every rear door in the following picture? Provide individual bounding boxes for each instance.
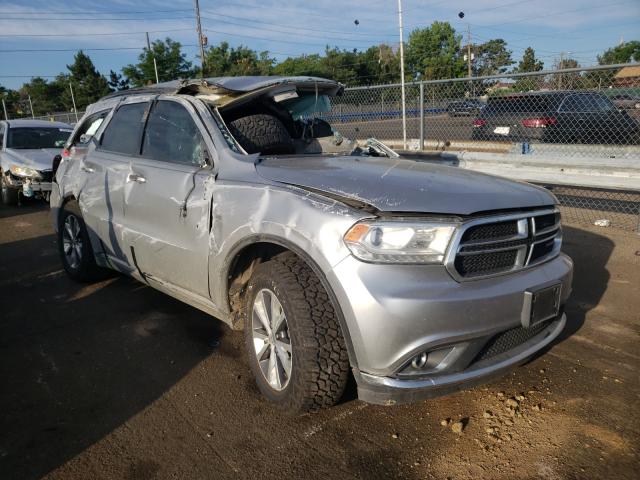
[122,97,213,299]
[80,100,150,271]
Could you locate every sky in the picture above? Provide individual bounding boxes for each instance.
[0,0,639,90]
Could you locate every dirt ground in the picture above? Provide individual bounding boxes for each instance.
[0,201,638,480]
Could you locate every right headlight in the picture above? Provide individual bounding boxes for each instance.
[344,220,457,264]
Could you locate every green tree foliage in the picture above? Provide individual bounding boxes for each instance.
[108,70,130,91]
[512,47,545,92]
[0,85,22,117]
[204,42,274,76]
[473,39,514,77]
[406,22,465,80]
[598,41,640,65]
[62,51,111,110]
[20,77,65,116]
[514,47,544,73]
[123,38,194,87]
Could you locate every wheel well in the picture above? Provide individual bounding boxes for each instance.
[227,242,288,328]
[225,240,359,369]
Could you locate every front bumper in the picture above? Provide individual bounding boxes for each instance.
[326,252,573,403]
[356,313,566,405]
[5,173,52,194]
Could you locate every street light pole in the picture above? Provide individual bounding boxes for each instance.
[146,32,160,84]
[69,82,79,123]
[28,94,34,119]
[397,0,407,149]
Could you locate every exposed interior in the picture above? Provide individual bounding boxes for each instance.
[201,84,394,158]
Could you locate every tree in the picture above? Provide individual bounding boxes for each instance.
[61,51,111,110]
[123,38,194,87]
[472,39,513,77]
[514,47,544,73]
[555,58,581,89]
[20,77,66,116]
[203,42,273,76]
[108,70,130,91]
[406,22,465,80]
[0,85,21,117]
[272,54,327,78]
[598,41,640,65]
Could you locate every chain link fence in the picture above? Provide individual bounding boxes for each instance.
[5,65,639,232]
[323,64,640,232]
[326,63,640,156]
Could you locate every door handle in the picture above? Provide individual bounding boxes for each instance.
[127,173,146,184]
[81,165,95,173]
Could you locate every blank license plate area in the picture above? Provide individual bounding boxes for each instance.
[493,126,510,135]
[523,284,561,327]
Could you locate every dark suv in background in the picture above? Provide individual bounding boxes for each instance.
[472,91,639,145]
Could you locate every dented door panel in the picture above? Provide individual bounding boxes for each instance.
[122,158,212,299]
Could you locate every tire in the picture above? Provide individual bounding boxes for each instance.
[1,172,19,206]
[57,201,103,282]
[243,252,350,413]
[228,114,295,155]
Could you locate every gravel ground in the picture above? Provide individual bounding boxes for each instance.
[0,201,638,480]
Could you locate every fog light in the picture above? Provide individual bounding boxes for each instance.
[411,352,428,369]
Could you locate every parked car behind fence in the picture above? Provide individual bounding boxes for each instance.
[471,91,640,145]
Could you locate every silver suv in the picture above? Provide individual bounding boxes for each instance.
[51,76,573,412]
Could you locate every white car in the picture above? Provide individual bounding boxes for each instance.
[0,119,72,205]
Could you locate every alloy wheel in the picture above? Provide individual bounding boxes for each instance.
[251,288,293,391]
[62,214,83,269]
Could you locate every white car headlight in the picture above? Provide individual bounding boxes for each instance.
[10,164,40,178]
[344,220,457,264]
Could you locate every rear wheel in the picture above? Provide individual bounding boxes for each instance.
[1,172,19,206]
[244,253,350,413]
[57,201,103,281]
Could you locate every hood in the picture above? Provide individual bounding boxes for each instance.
[256,155,555,216]
[4,148,59,171]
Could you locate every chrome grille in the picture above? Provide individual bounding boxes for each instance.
[447,209,562,281]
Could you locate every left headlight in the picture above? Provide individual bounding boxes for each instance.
[344,220,457,264]
[10,164,41,178]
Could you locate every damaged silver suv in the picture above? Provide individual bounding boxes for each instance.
[51,76,573,412]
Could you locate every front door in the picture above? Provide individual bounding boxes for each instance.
[122,98,213,299]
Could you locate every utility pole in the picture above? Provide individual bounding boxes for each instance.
[466,24,472,78]
[194,0,206,76]
[397,0,407,150]
[28,95,34,119]
[146,32,160,84]
[2,98,8,120]
[69,82,79,123]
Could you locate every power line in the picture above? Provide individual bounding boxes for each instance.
[200,11,397,39]
[0,15,196,21]
[200,16,388,45]
[0,45,199,53]
[0,8,192,15]
[0,28,195,38]
[202,27,370,50]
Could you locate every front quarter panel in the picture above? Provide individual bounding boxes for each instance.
[208,182,365,310]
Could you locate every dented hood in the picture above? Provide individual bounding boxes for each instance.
[256,155,555,215]
[4,148,59,171]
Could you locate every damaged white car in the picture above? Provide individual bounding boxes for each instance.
[0,119,72,205]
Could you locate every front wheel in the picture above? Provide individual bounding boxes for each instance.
[244,253,350,413]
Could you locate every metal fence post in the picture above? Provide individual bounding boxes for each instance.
[419,81,425,150]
